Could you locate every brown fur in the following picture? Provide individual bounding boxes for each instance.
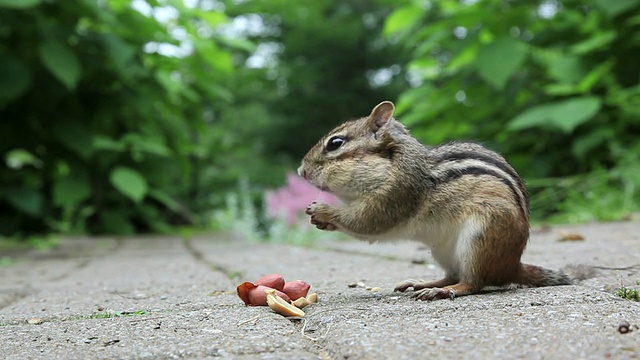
[298,101,571,300]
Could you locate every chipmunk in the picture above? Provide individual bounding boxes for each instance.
[297,101,572,300]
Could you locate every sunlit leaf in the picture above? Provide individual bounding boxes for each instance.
[547,56,585,83]
[122,133,172,157]
[544,83,580,96]
[570,31,616,55]
[551,97,601,133]
[508,104,555,130]
[4,149,41,169]
[199,11,227,26]
[216,37,256,52]
[38,40,81,90]
[92,136,125,152]
[475,38,527,89]
[508,96,602,133]
[383,5,423,36]
[577,60,614,92]
[110,167,148,202]
[0,0,40,8]
[445,44,478,75]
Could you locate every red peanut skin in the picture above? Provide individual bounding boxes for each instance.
[255,274,286,291]
[282,280,311,300]
[237,282,291,306]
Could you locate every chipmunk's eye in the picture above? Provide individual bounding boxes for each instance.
[325,136,345,152]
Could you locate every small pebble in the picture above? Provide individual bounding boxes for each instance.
[28,318,44,325]
[618,321,631,334]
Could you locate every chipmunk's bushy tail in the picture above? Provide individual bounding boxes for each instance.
[513,263,573,287]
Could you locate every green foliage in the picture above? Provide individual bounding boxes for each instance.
[535,142,640,223]
[38,41,82,90]
[386,0,640,220]
[476,37,527,89]
[616,284,640,302]
[507,96,601,134]
[109,167,148,203]
[2,0,639,240]
[0,0,249,236]
[222,0,411,159]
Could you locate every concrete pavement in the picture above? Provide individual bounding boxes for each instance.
[1,221,639,359]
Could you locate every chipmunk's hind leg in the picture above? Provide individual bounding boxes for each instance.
[413,282,478,300]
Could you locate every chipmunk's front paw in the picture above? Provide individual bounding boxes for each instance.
[393,279,423,293]
[305,202,337,231]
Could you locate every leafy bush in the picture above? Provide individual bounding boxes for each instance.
[385,0,640,220]
[0,0,242,236]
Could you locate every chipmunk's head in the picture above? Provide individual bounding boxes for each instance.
[297,101,409,201]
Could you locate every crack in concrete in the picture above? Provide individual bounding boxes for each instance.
[181,238,243,279]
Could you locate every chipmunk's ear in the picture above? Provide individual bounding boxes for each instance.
[367,101,395,132]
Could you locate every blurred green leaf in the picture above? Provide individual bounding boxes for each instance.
[475,38,527,89]
[547,56,585,84]
[508,96,602,133]
[0,56,30,102]
[53,122,93,158]
[53,178,91,207]
[122,133,171,157]
[595,0,639,17]
[572,128,614,159]
[551,97,602,133]
[92,136,125,152]
[100,210,135,235]
[109,167,148,202]
[0,0,40,9]
[4,149,41,169]
[38,40,81,90]
[199,11,227,26]
[384,5,422,36]
[4,188,43,217]
[509,106,554,131]
[570,31,616,55]
[216,37,256,52]
[103,34,136,71]
[193,40,233,73]
[148,189,182,212]
[577,60,614,92]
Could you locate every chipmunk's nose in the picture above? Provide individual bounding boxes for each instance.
[297,165,306,179]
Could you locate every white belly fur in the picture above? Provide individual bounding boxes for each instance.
[370,216,482,277]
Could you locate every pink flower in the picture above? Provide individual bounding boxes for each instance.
[265,172,339,226]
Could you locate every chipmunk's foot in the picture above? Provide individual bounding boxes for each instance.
[414,287,456,301]
[393,279,425,293]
